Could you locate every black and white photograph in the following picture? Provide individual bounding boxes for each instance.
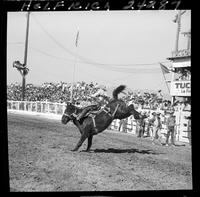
[6,7,191,192]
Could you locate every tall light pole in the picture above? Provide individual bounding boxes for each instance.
[13,12,30,101]
[22,11,30,101]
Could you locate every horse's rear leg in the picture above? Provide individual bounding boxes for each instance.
[72,133,88,151]
[86,135,93,152]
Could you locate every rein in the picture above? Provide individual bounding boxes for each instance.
[103,104,120,119]
[112,104,120,118]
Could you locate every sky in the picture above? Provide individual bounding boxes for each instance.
[7,10,191,94]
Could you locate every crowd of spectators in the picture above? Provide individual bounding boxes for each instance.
[7,81,108,106]
[7,81,191,111]
[121,90,172,111]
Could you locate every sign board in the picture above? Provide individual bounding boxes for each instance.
[172,61,191,68]
[170,81,191,96]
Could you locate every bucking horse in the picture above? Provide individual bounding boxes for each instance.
[61,85,141,152]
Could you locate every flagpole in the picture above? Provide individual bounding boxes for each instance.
[70,30,79,103]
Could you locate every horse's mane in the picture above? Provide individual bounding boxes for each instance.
[112,85,126,100]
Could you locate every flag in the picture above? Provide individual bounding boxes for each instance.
[159,63,170,93]
[160,63,170,74]
[75,30,79,47]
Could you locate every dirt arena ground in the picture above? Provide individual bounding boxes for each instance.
[8,112,192,191]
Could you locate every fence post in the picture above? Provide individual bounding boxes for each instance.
[42,102,44,113]
[177,110,181,142]
[47,102,49,113]
[27,101,29,111]
[54,103,57,114]
[36,102,38,112]
[62,104,65,114]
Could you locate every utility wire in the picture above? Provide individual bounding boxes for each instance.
[32,13,171,69]
[8,41,170,74]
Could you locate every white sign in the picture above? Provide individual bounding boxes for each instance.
[170,81,191,96]
[172,61,191,68]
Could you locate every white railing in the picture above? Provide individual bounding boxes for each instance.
[7,100,191,144]
[7,100,66,115]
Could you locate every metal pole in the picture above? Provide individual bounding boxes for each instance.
[24,12,30,66]
[171,70,175,105]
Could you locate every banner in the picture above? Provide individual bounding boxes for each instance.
[170,81,191,96]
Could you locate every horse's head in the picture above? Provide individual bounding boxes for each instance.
[61,103,78,124]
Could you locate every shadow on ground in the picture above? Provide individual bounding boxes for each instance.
[92,148,162,155]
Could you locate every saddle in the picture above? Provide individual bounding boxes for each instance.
[77,105,100,121]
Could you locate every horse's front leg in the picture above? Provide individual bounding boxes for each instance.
[72,132,88,151]
[73,119,83,134]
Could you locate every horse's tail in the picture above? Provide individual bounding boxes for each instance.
[112,85,126,100]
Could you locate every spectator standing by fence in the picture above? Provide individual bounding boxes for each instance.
[136,111,148,138]
[148,112,156,139]
[157,90,163,103]
[165,111,176,146]
[118,119,127,133]
[152,112,162,145]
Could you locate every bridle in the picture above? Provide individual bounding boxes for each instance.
[62,107,78,120]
